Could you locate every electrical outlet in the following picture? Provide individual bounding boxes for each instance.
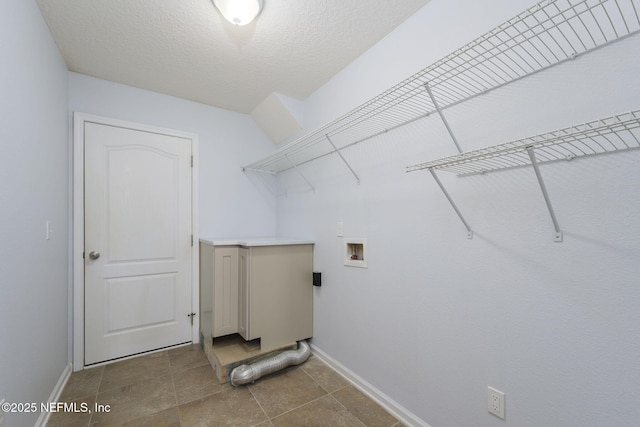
[337,222,343,237]
[488,387,505,420]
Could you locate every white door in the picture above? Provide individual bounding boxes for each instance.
[84,121,193,365]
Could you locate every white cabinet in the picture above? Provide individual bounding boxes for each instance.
[200,239,314,351]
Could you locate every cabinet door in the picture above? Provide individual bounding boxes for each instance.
[250,244,313,350]
[213,247,239,337]
[237,247,251,340]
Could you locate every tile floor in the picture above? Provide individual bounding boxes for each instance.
[47,344,403,426]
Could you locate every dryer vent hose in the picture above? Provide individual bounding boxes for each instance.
[230,340,310,386]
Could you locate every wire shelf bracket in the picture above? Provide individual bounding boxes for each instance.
[425,82,464,154]
[242,0,640,183]
[429,170,474,239]
[325,135,360,185]
[407,109,640,242]
[527,147,563,242]
[287,155,315,193]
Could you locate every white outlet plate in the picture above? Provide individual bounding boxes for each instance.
[488,386,505,420]
[337,222,344,237]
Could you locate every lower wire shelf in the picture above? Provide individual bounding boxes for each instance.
[406,108,640,242]
[407,109,640,175]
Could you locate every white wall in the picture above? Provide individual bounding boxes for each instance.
[68,72,277,238]
[276,1,640,426]
[0,1,70,426]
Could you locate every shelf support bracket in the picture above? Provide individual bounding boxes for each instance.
[526,147,563,242]
[286,155,315,193]
[429,169,473,239]
[242,167,277,175]
[424,82,463,154]
[325,135,361,185]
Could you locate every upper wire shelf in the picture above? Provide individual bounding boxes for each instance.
[406,109,640,175]
[243,0,640,175]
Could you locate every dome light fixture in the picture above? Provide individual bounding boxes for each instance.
[212,0,264,26]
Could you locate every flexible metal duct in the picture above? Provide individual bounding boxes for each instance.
[230,340,311,386]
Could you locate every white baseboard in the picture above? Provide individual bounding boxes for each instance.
[34,363,72,427]
[310,344,429,427]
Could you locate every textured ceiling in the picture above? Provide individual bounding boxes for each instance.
[37,0,431,113]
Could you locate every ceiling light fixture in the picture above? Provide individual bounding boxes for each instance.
[212,0,264,26]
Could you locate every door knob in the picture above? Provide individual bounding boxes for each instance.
[89,251,100,260]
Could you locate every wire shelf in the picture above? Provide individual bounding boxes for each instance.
[243,0,640,175]
[406,109,640,175]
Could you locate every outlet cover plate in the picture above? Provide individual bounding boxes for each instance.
[488,386,505,420]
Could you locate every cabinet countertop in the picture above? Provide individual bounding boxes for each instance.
[199,237,314,247]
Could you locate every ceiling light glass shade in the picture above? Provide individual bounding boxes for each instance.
[212,0,264,26]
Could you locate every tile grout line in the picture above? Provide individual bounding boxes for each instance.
[78,344,397,426]
[96,350,175,425]
[169,363,184,427]
[246,384,272,425]
[307,355,402,427]
[329,386,400,427]
[88,365,106,426]
[257,366,350,424]
[265,393,331,423]
[302,361,397,427]
[246,365,324,423]
[326,392,368,427]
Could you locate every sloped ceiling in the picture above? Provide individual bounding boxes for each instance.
[37,0,431,113]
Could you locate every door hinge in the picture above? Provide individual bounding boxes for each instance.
[187,312,196,325]
[191,155,194,167]
[191,235,194,247]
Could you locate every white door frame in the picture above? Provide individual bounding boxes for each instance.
[73,112,199,371]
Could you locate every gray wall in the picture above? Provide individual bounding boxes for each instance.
[0,1,70,426]
[275,0,640,425]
